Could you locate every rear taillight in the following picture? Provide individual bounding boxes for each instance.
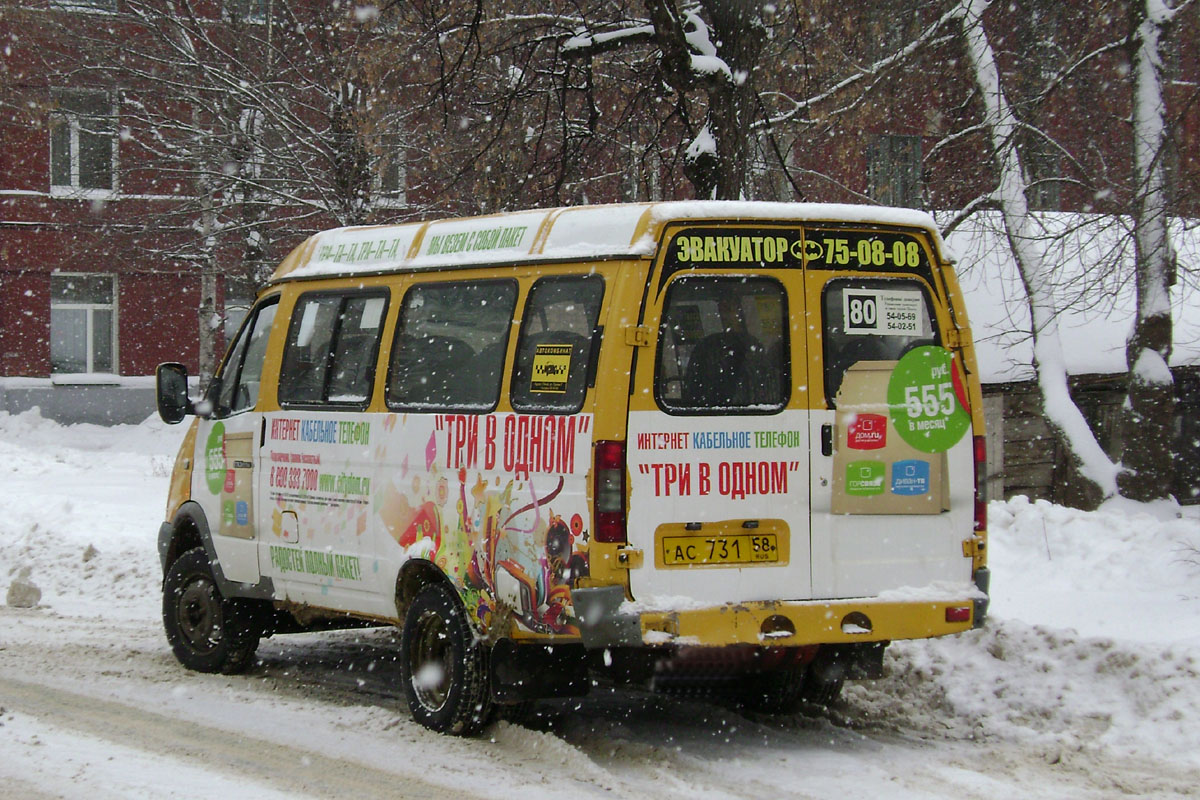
[946,605,972,623]
[593,440,627,543]
[973,434,987,533]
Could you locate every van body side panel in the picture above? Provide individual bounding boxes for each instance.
[191,413,263,585]
[368,411,596,634]
[258,409,385,614]
[164,418,198,521]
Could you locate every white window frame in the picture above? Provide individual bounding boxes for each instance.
[375,131,407,209]
[49,90,119,199]
[867,134,922,209]
[225,0,271,24]
[49,0,117,12]
[50,273,119,375]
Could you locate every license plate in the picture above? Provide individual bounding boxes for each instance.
[661,533,779,567]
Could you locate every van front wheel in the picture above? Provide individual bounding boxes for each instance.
[162,547,260,674]
[401,583,492,735]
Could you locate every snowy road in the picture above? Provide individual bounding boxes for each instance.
[3,604,1197,799]
[2,411,1199,798]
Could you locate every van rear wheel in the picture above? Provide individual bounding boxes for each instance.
[741,663,806,714]
[162,547,260,674]
[401,583,492,735]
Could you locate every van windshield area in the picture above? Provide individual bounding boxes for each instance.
[387,280,517,412]
[655,276,788,414]
[510,275,604,415]
[213,299,277,416]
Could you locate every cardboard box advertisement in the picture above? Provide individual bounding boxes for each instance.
[831,361,949,515]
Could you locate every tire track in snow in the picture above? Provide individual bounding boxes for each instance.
[0,675,469,800]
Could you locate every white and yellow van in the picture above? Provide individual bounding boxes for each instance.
[156,201,989,735]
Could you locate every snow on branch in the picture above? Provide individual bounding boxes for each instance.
[561,23,655,58]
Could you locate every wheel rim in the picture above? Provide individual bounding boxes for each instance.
[409,610,452,713]
[176,575,222,654]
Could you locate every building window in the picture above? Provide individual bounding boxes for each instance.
[225,0,270,23]
[867,134,922,208]
[377,132,407,207]
[51,274,117,374]
[50,90,116,195]
[50,0,117,11]
[1023,133,1062,211]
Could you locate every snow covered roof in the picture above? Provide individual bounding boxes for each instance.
[945,212,1200,384]
[269,201,944,283]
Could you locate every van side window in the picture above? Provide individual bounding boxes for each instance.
[821,278,938,406]
[213,297,279,417]
[655,277,788,414]
[387,280,517,412]
[278,291,388,408]
[510,275,604,414]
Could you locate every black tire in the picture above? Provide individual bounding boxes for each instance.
[495,700,537,726]
[162,547,261,675]
[741,663,806,714]
[800,665,845,707]
[400,583,492,736]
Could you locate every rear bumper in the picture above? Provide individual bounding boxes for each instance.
[572,585,978,649]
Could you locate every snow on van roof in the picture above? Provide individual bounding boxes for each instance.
[270,201,943,283]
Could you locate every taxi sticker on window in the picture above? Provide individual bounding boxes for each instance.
[530,343,572,393]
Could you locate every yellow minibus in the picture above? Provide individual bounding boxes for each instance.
[156,201,989,735]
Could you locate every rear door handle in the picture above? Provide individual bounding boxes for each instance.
[821,423,833,457]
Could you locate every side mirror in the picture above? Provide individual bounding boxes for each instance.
[156,362,195,424]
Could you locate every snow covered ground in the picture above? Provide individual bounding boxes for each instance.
[2,409,1199,799]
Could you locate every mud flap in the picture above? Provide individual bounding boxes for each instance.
[490,640,589,703]
[572,585,642,648]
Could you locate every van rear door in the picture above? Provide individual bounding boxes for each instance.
[802,226,976,599]
[626,226,813,605]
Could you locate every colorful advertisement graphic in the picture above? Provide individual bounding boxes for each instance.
[891,459,931,496]
[205,421,225,495]
[832,360,951,515]
[886,346,971,454]
[845,460,885,496]
[847,413,888,450]
[371,412,594,636]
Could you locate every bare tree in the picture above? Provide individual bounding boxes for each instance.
[952,0,1120,502]
[944,0,1197,505]
[1117,0,1191,501]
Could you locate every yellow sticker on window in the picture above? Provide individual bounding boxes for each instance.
[530,343,572,393]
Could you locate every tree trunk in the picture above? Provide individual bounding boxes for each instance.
[957,0,1118,504]
[649,0,764,200]
[197,270,219,386]
[1117,0,1177,501]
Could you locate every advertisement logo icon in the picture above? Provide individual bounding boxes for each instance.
[845,460,885,496]
[891,459,931,496]
[847,413,888,450]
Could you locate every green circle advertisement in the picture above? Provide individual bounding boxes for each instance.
[205,422,226,495]
[886,346,971,453]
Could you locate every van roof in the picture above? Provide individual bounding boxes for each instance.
[268,201,943,284]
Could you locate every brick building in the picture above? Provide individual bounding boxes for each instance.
[1,0,1198,441]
